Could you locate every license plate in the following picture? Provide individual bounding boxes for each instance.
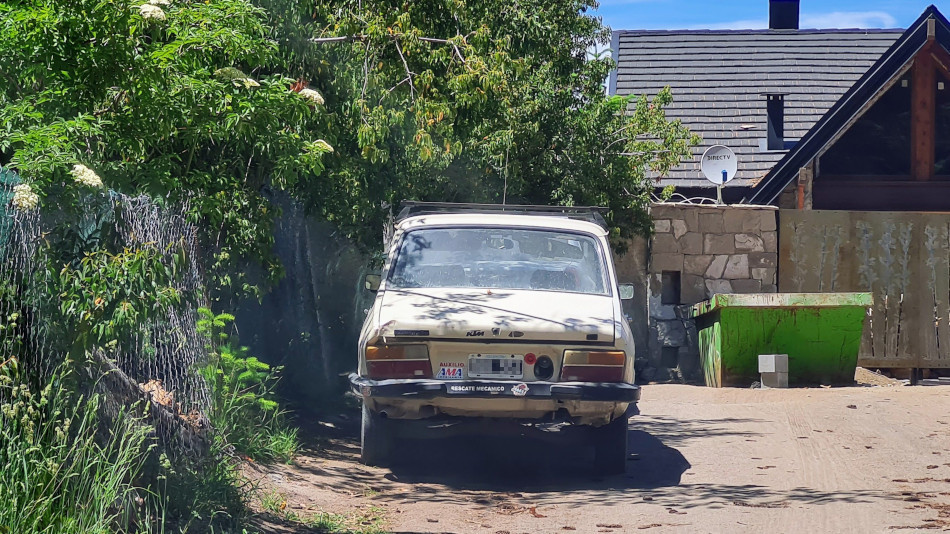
[468,354,523,379]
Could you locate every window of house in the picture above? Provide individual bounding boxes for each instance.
[821,80,912,176]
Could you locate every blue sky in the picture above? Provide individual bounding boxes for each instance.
[593,0,950,31]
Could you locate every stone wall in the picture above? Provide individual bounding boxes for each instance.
[645,203,779,382]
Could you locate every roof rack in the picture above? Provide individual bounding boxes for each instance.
[396,201,609,229]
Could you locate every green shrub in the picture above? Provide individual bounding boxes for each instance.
[198,308,298,464]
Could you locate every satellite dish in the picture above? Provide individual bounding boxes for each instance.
[701,145,738,185]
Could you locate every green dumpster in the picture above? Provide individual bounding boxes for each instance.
[689,293,872,387]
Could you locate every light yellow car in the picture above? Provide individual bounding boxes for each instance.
[350,203,640,473]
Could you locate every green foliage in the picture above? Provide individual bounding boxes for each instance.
[0,0,333,298]
[198,308,298,464]
[0,365,152,534]
[262,0,700,250]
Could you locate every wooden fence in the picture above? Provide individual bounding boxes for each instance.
[779,210,950,369]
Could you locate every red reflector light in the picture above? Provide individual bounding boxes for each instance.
[560,366,624,383]
[524,353,537,365]
[367,360,431,379]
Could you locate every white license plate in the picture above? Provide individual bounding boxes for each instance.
[468,354,523,379]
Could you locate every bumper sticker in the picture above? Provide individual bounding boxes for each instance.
[437,362,465,380]
[511,383,529,397]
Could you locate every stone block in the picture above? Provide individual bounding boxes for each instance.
[650,205,678,219]
[680,274,707,304]
[652,233,680,253]
[705,279,732,296]
[730,278,761,293]
[654,219,671,233]
[762,284,777,293]
[723,209,760,233]
[723,254,750,279]
[679,232,704,254]
[760,210,777,231]
[751,267,775,284]
[705,254,729,278]
[672,219,688,239]
[704,233,735,254]
[651,253,683,272]
[735,233,765,252]
[762,231,777,252]
[761,372,789,388]
[681,208,699,231]
[649,301,677,320]
[698,211,724,233]
[684,254,713,275]
[656,320,687,347]
[748,252,778,268]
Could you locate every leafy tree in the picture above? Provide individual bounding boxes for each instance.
[0,0,333,296]
[261,0,699,248]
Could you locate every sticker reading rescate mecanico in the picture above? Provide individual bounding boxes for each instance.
[436,362,464,380]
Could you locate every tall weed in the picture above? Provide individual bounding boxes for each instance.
[0,363,151,534]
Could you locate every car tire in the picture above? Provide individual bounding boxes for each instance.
[360,403,392,467]
[592,414,628,475]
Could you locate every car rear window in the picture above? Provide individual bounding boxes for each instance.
[388,227,608,295]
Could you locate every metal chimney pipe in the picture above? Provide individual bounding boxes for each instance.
[769,0,800,30]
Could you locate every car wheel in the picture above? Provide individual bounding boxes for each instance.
[592,414,628,475]
[360,403,392,467]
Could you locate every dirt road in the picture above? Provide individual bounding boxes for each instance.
[249,384,950,533]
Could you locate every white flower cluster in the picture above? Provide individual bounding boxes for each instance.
[214,67,260,88]
[139,3,166,21]
[298,88,325,106]
[11,184,39,211]
[306,139,334,153]
[148,0,171,5]
[71,164,104,188]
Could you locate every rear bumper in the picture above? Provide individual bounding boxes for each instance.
[348,373,641,403]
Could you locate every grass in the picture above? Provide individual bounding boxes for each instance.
[255,490,387,534]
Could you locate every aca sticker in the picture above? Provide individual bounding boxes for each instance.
[511,383,529,397]
[437,362,464,380]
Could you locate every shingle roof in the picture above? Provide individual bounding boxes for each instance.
[610,28,903,189]
[747,6,950,204]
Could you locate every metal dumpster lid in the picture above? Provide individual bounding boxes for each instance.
[689,292,873,317]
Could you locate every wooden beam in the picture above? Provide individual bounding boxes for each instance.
[911,41,936,181]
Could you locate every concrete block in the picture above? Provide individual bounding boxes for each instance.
[684,255,713,276]
[680,274,707,304]
[723,210,760,233]
[762,284,778,293]
[705,254,729,278]
[735,233,765,252]
[730,278,761,293]
[752,268,775,284]
[748,252,778,268]
[761,372,789,388]
[652,233,680,253]
[762,231,778,252]
[758,354,789,373]
[723,254,750,279]
[654,219,672,233]
[705,279,732,297]
[704,233,735,254]
[651,253,684,272]
[679,232,704,254]
[760,210,777,231]
[699,211,724,233]
[672,219,688,240]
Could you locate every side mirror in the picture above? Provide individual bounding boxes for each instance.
[364,274,382,292]
[619,283,635,300]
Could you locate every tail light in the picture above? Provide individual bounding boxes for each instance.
[365,344,431,379]
[560,350,625,382]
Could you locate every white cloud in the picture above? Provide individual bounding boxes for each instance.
[800,11,898,29]
[681,10,897,31]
